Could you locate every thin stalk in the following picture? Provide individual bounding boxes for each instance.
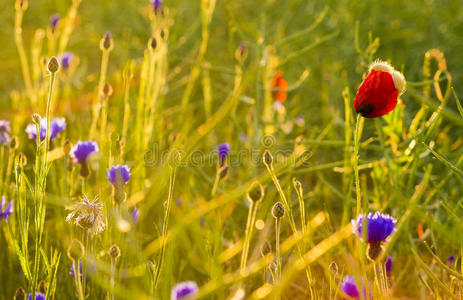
[240,201,258,274]
[275,217,281,281]
[153,166,176,290]
[89,50,110,139]
[73,259,85,300]
[110,257,116,300]
[353,114,364,216]
[293,180,306,234]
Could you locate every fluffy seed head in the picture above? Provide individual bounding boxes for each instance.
[66,195,105,235]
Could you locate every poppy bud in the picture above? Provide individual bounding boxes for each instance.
[354,60,406,118]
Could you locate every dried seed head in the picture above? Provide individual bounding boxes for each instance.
[100,32,113,51]
[108,244,121,259]
[272,202,285,219]
[101,82,113,98]
[9,136,18,149]
[67,239,85,261]
[329,261,338,275]
[148,37,157,50]
[63,139,72,155]
[263,150,273,168]
[246,181,264,202]
[260,241,272,257]
[47,56,60,73]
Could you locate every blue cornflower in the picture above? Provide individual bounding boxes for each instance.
[28,292,46,300]
[0,196,13,222]
[151,0,162,11]
[70,261,83,278]
[0,120,11,145]
[352,211,396,260]
[385,256,393,276]
[50,14,60,31]
[107,165,131,188]
[60,52,74,70]
[340,276,360,299]
[217,143,230,166]
[25,117,66,141]
[171,281,198,300]
[71,141,99,165]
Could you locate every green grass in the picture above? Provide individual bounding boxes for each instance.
[0,0,462,299]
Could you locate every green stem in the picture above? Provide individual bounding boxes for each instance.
[354,114,364,216]
[275,217,281,281]
[240,200,258,274]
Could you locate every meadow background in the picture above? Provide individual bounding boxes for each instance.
[0,0,462,299]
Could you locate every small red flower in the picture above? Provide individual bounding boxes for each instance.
[271,70,289,103]
[354,61,406,118]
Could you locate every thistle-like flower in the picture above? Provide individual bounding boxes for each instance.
[0,196,13,222]
[66,195,105,235]
[70,141,99,178]
[217,143,230,167]
[25,117,66,142]
[0,120,11,145]
[171,281,198,300]
[151,0,163,14]
[107,165,131,188]
[352,211,397,260]
[28,292,46,300]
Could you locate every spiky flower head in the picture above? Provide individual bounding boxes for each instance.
[28,292,46,300]
[217,143,230,166]
[107,165,131,188]
[352,211,396,243]
[25,117,66,142]
[71,141,99,165]
[171,281,198,300]
[0,120,11,145]
[0,196,13,222]
[66,195,105,235]
[340,276,360,299]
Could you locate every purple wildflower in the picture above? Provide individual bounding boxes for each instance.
[70,261,83,278]
[28,292,46,300]
[25,117,66,141]
[352,211,396,243]
[217,143,230,166]
[0,120,11,145]
[340,276,360,298]
[107,165,131,188]
[385,256,393,276]
[131,206,139,223]
[447,255,456,267]
[50,14,60,31]
[151,0,162,11]
[71,141,99,164]
[60,52,74,70]
[0,196,13,222]
[171,281,198,300]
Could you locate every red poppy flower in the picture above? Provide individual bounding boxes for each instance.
[272,70,289,103]
[354,61,406,118]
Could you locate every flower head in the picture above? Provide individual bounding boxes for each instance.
[151,0,162,11]
[0,120,11,145]
[352,211,396,243]
[354,60,406,118]
[385,256,393,275]
[217,143,230,166]
[50,14,60,31]
[107,165,131,188]
[340,276,360,298]
[66,195,105,235]
[171,281,198,300]
[0,196,13,222]
[25,117,66,141]
[28,292,46,300]
[60,52,74,70]
[71,141,99,164]
[271,70,289,103]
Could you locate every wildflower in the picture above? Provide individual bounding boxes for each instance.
[60,52,74,70]
[28,292,46,300]
[354,60,406,118]
[151,0,162,13]
[131,206,139,223]
[69,261,83,278]
[0,120,11,145]
[171,281,198,300]
[0,196,13,222]
[271,70,289,103]
[352,211,397,260]
[385,256,393,276]
[49,14,60,32]
[217,143,230,167]
[66,195,105,235]
[447,255,456,267]
[70,141,99,178]
[25,117,66,142]
[107,165,131,203]
[340,276,360,299]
